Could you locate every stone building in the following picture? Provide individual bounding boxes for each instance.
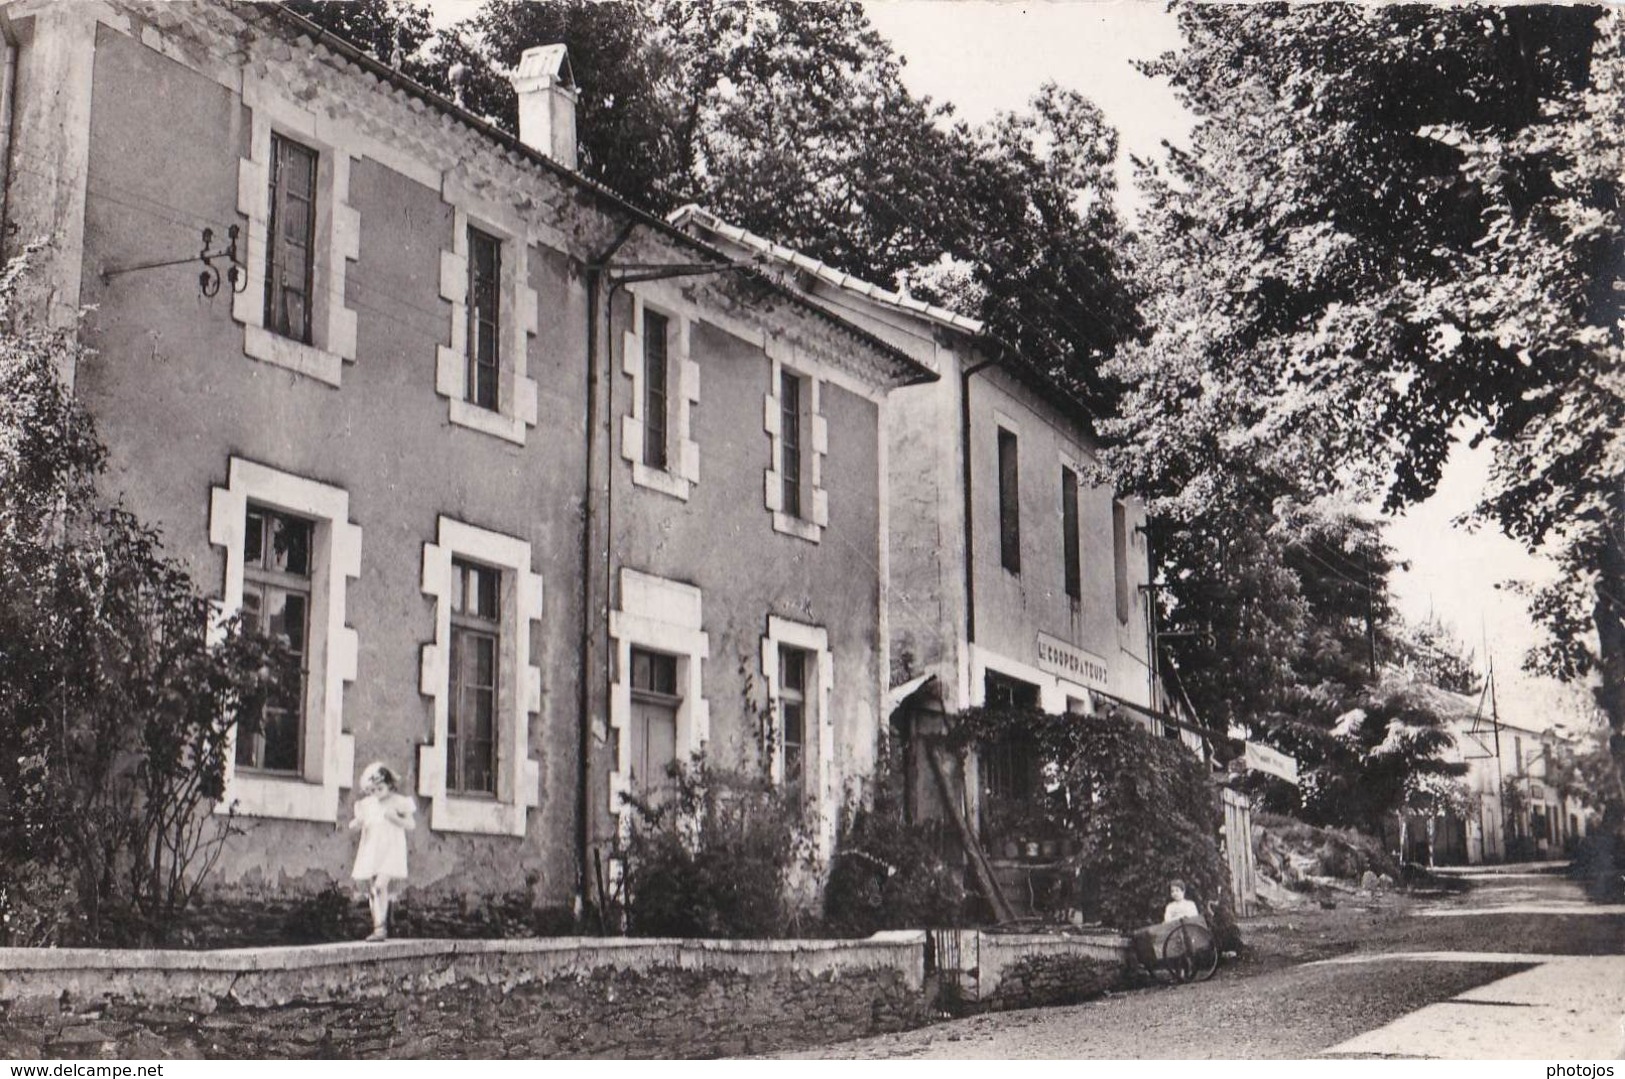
[673,208,1163,904]
[1,0,932,913]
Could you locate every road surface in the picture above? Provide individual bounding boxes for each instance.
[785,863,1625,1059]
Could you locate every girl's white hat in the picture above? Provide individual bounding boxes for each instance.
[359,761,398,789]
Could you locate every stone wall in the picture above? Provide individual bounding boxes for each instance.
[0,934,927,1059]
[932,929,1130,1011]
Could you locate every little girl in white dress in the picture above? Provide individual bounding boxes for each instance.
[349,761,416,941]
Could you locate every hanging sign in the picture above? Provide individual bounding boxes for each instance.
[1035,633,1110,691]
[1244,741,1300,785]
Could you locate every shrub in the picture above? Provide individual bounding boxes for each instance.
[613,755,810,938]
[824,744,966,935]
[0,255,290,945]
[951,704,1236,935]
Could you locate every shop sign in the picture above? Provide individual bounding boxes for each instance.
[1244,741,1299,785]
[1035,633,1109,691]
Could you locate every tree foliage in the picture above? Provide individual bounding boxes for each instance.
[1105,3,1624,808]
[288,0,1139,415]
[0,258,289,945]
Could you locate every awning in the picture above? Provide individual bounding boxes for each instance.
[887,672,938,712]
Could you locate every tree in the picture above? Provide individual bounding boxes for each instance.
[1104,4,1623,809]
[288,0,1140,415]
[0,257,288,945]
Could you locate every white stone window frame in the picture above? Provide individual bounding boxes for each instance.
[417,516,544,836]
[233,73,360,388]
[607,569,710,817]
[436,176,540,446]
[208,458,361,822]
[763,340,829,543]
[761,616,835,860]
[620,290,700,500]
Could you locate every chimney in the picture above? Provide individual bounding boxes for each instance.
[511,45,578,170]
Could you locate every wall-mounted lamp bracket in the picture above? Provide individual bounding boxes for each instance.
[100,225,247,298]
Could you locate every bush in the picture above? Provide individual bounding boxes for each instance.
[952,704,1236,935]
[824,744,966,935]
[613,755,810,938]
[0,255,290,945]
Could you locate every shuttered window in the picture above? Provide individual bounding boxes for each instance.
[264,134,317,344]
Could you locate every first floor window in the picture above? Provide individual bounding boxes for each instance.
[264,133,318,344]
[466,227,502,411]
[780,370,804,518]
[1062,466,1081,600]
[998,427,1021,574]
[779,645,808,797]
[238,505,313,773]
[449,559,500,795]
[629,648,680,790]
[1112,498,1130,623]
[643,310,670,469]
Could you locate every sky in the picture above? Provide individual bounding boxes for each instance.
[424,0,1586,729]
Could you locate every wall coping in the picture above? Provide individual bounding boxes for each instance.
[976,930,1130,948]
[0,932,928,976]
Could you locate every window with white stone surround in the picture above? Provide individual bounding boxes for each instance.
[620,292,700,500]
[607,569,710,817]
[234,73,360,387]
[209,458,361,822]
[417,516,544,836]
[762,616,834,859]
[435,174,540,446]
[763,342,828,542]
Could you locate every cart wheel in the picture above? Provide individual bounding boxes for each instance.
[1160,924,1197,984]
[1188,924,1219,982]
[1160,922,1219,984]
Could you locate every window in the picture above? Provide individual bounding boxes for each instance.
[980,673,1041,833]
[643,310,670,470]
[264,134,317,344]
[608,569,711,820]
[237,506,313,773]
[1112,498,1130,623]
[448,559,500,795]
[764,353,827,542]
[761,615,831,857]
[466,227,502,412]
[434,192,540,445]
[234,79,360,385]
[781,370,803,518]
[621,295,699,498]
[998,427,1021,574]
[778,646,809,798]
[418,517,544,836]
[209,457,362,822]
[1061,466,1081,600]
[629,648,680,791]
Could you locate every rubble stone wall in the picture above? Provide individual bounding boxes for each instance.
[0,934,927,1059]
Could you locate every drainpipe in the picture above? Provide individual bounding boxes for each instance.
[577,223,745,919]
[578,221,638,918]
[0,10,20,259]
[960,352,1000,650]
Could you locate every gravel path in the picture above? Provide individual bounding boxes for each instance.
[787,867,1625,1059]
